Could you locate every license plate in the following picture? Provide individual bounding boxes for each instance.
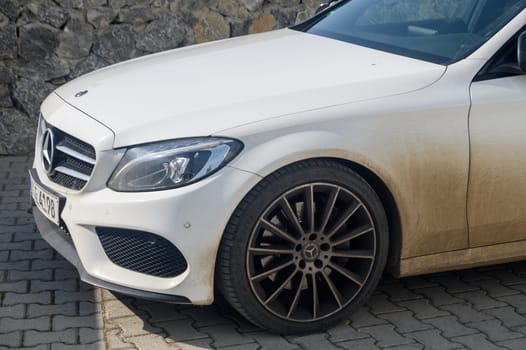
[31,173,61,226]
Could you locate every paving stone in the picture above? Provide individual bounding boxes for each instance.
[377,282,424,302]
[10,249,53,261]
[51,342,105,350]
[379,311,432,333]
[485,306,526,329]
[289,333,341,350]
[24,329,76,346]
[349,306,388,328]
[468,319,523,342]
[440,303,494,323]
[247,331,300,349]
[416,287,464,306]
[422,315,478,338]
[497,337,526,350]
[181,306,237,327]
[403,276,438,289]
[53,315,102,330]
[105,329,134,349]
[54,268,80,281]
[367,293,406,315]
[28,302,77,317]
[398,299,450,320]
[0,260,30,271]
[326,321,369,342]
[2,291,51,305]
[0,332,22,347]
[409,329,462,350]
[118,316,165,338]
[337,337,380,350]
[0,316,50,332]
[55,290,101,304]
[452,333,508,350]
[80,301,103,316]
[7,269,53,281]
[104,299,138,319]
[359,324,414,347]
[456,290,506,310]
[0,304,25,318]
[431,274,479,293]
[497,294,526,314]
[80,327,104,343]
[201,324,255,348]
[219,344,259,350]
[30,278,77,292]
[483,270,525,286]
[180,338,214,349]
[0,280,28,292]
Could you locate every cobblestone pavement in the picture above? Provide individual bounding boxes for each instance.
[3,156,526,349]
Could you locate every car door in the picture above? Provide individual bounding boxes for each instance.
[468,31,526,247]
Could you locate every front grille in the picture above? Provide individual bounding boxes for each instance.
[40,119,96,190]
[96,227,188,278]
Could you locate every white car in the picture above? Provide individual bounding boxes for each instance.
[32,0,526,333]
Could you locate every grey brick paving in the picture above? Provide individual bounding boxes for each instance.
[4,155,526,350]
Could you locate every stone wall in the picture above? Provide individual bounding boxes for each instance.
[0,0,319,155]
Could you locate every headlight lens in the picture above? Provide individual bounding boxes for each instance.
[108,137,243,192]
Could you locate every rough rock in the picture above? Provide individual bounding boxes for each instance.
[93,24,135,63]
[249,12,278,34]
[0,24,16,59]
[118,6,157,25]
[0,0,21,20]
[57,19,94,59]
[27,1,70,28]
[0,108,36,155]
[240,0,264,12]
[194,7,230,43]
[12,78,55,119]
[136,14,186,52]
[14,58,70,81]
[0,84,12,107]
[0,65,15,83]
[54,0,84,9]
[18,23,59,60]
[69,54,109,79]
[87,7,116,29]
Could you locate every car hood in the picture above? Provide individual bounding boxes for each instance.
[54,29,446,148]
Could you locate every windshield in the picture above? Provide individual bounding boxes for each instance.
[296,0,526,64]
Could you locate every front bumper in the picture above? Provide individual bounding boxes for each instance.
[33,207,190,303]
[32,162,260,304]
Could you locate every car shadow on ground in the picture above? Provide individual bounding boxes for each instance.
[102,260,526,349]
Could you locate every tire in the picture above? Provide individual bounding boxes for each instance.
[216,159,389,334]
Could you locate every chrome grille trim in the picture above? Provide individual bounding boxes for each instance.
[40,118,97,191]
[54,166,91,182]
[56,145,96,165]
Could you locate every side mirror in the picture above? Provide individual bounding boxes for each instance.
[316,1,340,14]
[519,32,526,72]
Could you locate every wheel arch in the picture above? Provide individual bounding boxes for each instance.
[329,157,402,277]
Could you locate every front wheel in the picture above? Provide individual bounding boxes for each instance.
[216,159,389,334]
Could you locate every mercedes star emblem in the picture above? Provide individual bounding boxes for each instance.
[42,129,55,174]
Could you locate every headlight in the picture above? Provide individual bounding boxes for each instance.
[108,137,243,192]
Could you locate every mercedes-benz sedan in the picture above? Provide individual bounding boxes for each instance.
[31,0,526,333]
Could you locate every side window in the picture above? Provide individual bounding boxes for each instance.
[475,30,525,81]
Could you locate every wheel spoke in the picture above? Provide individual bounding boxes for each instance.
[250,260,294,281]
[331,249,374,259]
[279,197,305,236]
[248,246,296,255]
[331,225,373,246]
[327,203,362,238]
[260,219,297,243]
[319,187,340,234]
[264,269,299,304]
[287,273,305,318]
[321,270,344,307]
[311,273,319,319]
[329,262,364,287]
[305,185,315,233]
